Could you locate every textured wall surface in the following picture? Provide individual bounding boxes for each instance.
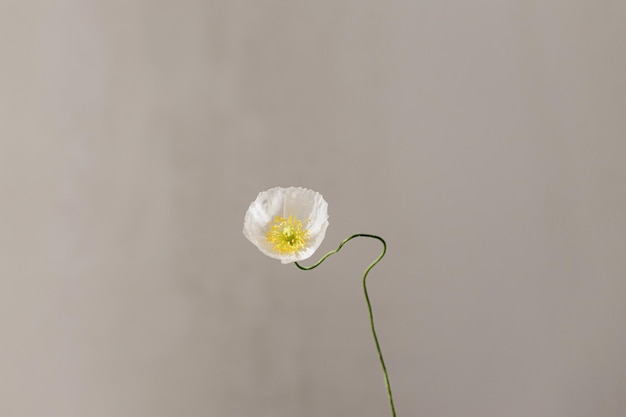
[1,1,625,416]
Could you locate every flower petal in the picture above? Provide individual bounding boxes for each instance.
[243,187,329,263]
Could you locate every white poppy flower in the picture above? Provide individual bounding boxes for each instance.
[243,187,329,264]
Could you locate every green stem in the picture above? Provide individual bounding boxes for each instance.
[295,234,397,417]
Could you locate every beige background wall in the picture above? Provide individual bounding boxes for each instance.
[1,1,625,416]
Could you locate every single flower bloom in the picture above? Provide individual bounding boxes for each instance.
[243,186,329,264]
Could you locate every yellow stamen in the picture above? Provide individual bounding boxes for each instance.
[266,215,309,255]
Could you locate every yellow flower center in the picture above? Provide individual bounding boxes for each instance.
[266,215,309,255]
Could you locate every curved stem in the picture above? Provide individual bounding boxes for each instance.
[295,234,397,417]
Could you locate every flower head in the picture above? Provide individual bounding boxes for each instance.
[243,187,329,264]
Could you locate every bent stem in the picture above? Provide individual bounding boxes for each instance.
[295,234,396,417]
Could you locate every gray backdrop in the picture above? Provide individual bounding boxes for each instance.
[1,1,625,416]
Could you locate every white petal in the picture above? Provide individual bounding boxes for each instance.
[243,186,329,263]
